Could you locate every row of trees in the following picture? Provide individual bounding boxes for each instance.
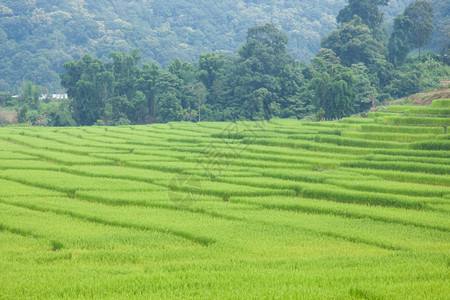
[59,20,389,125]
[60,25,312,125]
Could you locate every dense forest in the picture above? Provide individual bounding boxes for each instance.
[2,0,447,127]
[0,0,431,92]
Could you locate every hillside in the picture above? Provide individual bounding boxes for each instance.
[0,98,448,298]
[0,0,417,92]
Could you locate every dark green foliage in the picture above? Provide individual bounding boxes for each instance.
[337,0,389,29]
[0,0,360,92]
[310,61,356,119]
[60,55,113,125]
[136,62,160,123]
[388,0,434,63]
[40,100,76,127]
[155,72,183,123]
[404,0,434,56]
[320,0,447,107]
[388,14,415,65]
[316,48,341,68]
[429,0,450,54]
[17,105,28,124]
[386,54,450,98]
[197,53,227,90]
[322,17,386,68]
[234,24,305,120]
[20,81,42,110]
[0,92,11,106]
[350,63,378,112]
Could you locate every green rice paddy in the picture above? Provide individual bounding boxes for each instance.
[0,100,449,298]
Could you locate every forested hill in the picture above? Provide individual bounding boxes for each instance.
[0,0,416,92]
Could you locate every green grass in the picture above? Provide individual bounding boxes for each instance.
[361,124,445,134]
[0,100,449,298]
[431,98,450,106]
[377,116,450,126]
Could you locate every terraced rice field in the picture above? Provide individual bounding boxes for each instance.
[0,99,449,298]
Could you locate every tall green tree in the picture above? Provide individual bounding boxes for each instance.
[106,50,141,99]
[20,81,41,110]
[197,53,227,90]
[154,71,183,122]
[388,0,434,63]
[404,0,434,57]
[388,14,414,65]
[310,59,356,119]
[136,62,160,123]
[234,23,303,120]
[351,63,378,112]
[60,55,113,125]
[337,0,389,30]
[321,16,386,68]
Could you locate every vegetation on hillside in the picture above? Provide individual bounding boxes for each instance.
[0,0,440,92]
[0,0,448,127]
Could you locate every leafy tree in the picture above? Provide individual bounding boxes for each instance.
[404,0,434,57]
[154,71,183,122]
[234,23,304,119]
[17,104,28,123]
[136,62,160,123]
[386,54,450,98]
[107,50,141,99]
[199,54,236,121]
[388,14,414,65]
[0,92,11,106]
[321,16,386,68]
[156,93,182,123]
[40,100,76,126]
[388,0,434,64]
[167,59,195,85]
[368,59,395,91]
[351,63,378,112]
[443,45,450,66]
[244,88,280,120]
[310,59,356,119]
[429,0,450,54]
[316,48,341,68]
[130,91,148,124]
[197,53,227,90]
[21,81,42,110]
[60,55,113,125]
[337,0,389,30]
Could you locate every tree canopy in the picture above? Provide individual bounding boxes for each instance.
[0,0,423,92]
[389,0,434,64]
[337,0,389,29]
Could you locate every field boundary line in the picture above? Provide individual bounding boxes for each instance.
[0,199,215,247]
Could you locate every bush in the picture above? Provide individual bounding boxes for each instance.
[95,119,105,126]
